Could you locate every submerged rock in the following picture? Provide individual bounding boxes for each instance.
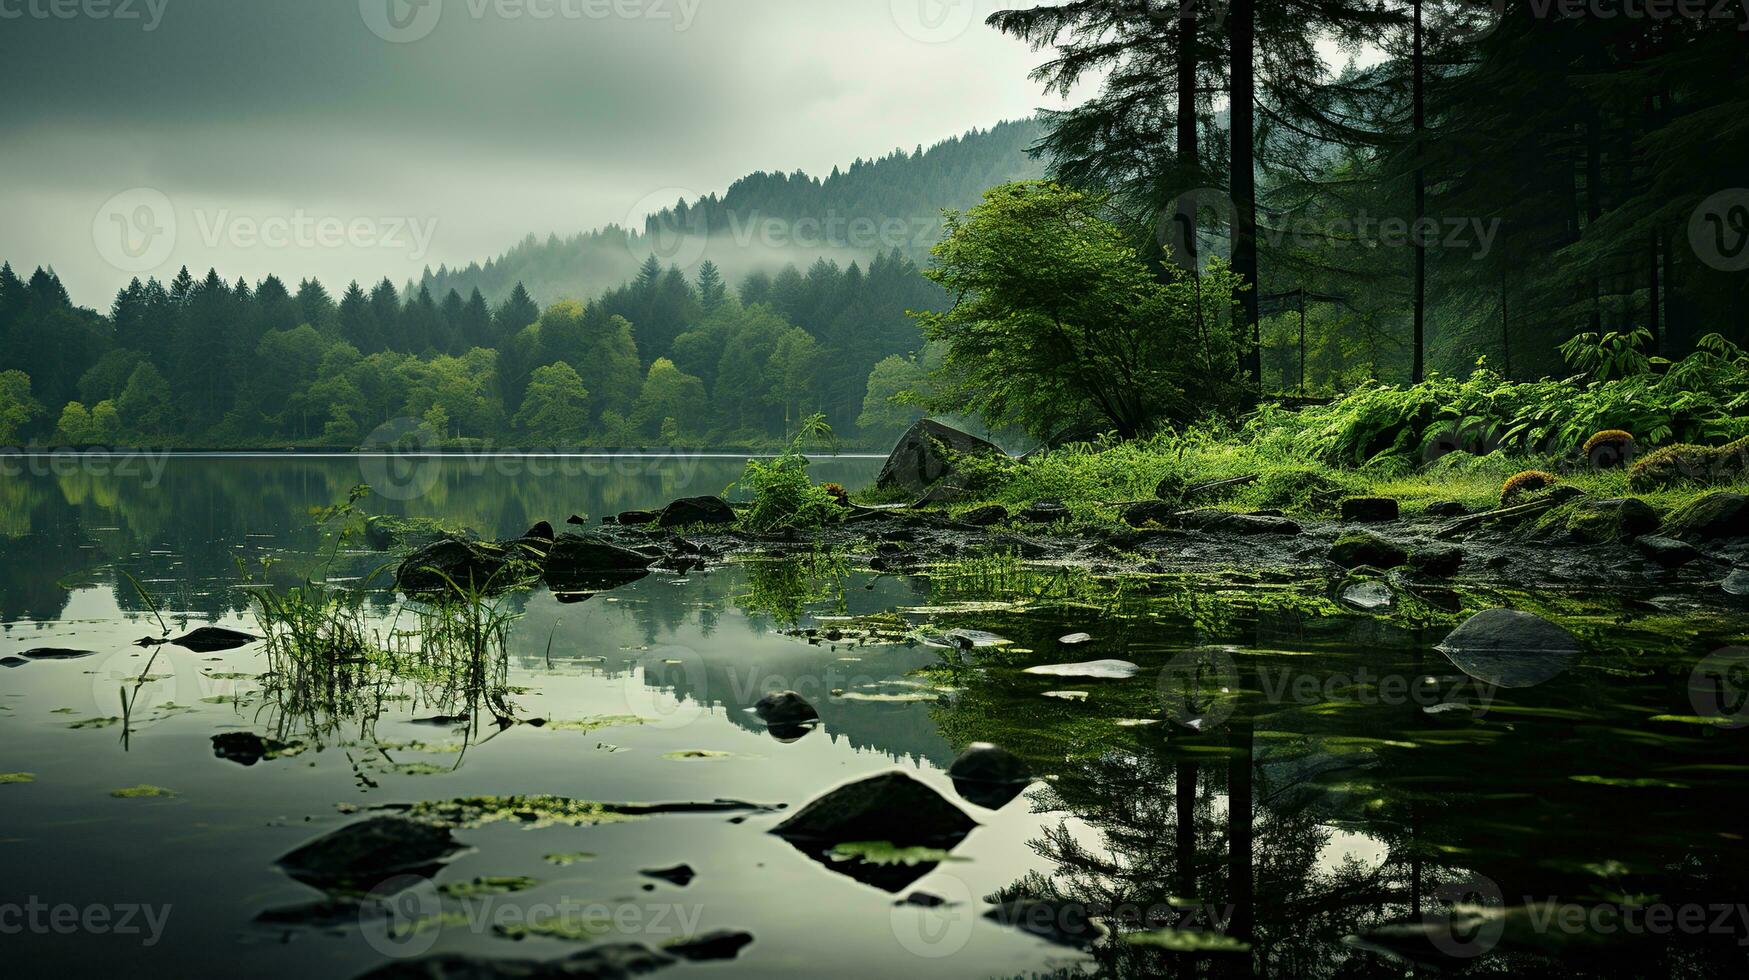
[1340,580,1396,612]
[655,496,736,528]
[1662,492,1749,541]
[543,534,654,576]
[666,931,753,962]
[615,510,658,526]
[1409,544,1465,578]
[0,656,27,668]
[172,628,259,653]
[771,772,976,892]
[396,536,520,594]
[1435,609,1579,689]
[1329,532,1409,570]
[1725,569,1749,598]
[753,691,819,727]
[772,772,975,848]
[276,817,464,892]
[211,732,301,767]
[355,943,675,980]
[875,419,1006,495]
[983,898,1110,948]
[20,648,99,661]
[1023,660,1140,679]
[947,743,1033,810]
[1341,497,1401,523]
[639,864,696,887]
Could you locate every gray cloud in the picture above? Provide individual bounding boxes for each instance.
[0,0,1065,304]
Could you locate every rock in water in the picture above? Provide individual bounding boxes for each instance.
[1635,535,1700,568]
[396,536,516,594]
[1021,500,1071,523]
[947,743,1033,810]
[1725,569,1749,598]
[1409,544,1465,578]
[615,510,658,526]
[172,627,259,653]
[1662,493,1749,541]
[1425,500,1469,517]
[543,534,654,576]
[1120,500,1178,527]
[772,772,975,848]
[20,648,99,661]
[666,931,754,962]
[1178,510,1301,536]
[753,691,819,726]
[0,657,27,668]
[1532,497,1659,544]
[355,944,675,980]
[875,419,1005,496]
[276,817,463,892]
[984,899,1110,948]
[655,496,736,528]
[1341,581,1396,612]
[1059,633,1094,646]
[1023,660,1140,679]
[211,732,297,767]
[639,864,696,887]
[1341,497,1401,523]
[1435,609,1579,689]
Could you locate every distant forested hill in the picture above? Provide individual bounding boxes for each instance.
[418,118,1046,308]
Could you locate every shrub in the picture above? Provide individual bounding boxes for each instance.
[734,415,844,532]
[1501,470,1559,505]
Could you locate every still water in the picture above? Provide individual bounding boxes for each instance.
[2,456,1748,978]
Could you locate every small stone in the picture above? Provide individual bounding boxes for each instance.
[958,505,1008,527]
[1021,500,1071,523]
[20,648,98,661]
[1340,581,1395,612]
[1329,533,1408,570]
[616,510,658,526]
[667,930,753,962]
[639,864,696,887]
[656,497,736,528]
[1059,633,1093,645]
[1725,570,1749,597]
[1341,497,1400,523]
[753,691,819,727]
[1425,501,1469,517]
[1410,545,1465,578]
[1121,500,1179,527]
[1023,660,1140,679]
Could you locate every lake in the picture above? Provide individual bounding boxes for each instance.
[2,455,1748,978]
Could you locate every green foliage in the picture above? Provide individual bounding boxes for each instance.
[512,362,591,442]
[733,414,844,532]
[0,369,44,443]
[915,182,1247,439]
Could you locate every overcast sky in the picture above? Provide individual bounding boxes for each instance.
[0,0,1074,305]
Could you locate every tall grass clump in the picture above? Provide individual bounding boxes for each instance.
[733,414,846,532]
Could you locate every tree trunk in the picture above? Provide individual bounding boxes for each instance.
[1230,0,1261,385]
[1176,0,1199,270]
[1411,0,1427,384]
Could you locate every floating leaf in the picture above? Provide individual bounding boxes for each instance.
[828,841,968,867]
[547,716,652,734]
[439,876,540,899]
[1570,775,1688,789]
[0,773,35,784]
[111,785,175,799]
[543,852,597,867]
[1123,928,1251,953]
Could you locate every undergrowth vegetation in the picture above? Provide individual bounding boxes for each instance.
[939,331,1749,520]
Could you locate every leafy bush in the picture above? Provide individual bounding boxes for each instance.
[734,415,844,532]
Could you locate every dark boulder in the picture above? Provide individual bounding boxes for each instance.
[656,496,736,528]
[211,732,300,767]
[753,691,819,728]
[875,419,1005,495]
[172,627,259,653]
[1329,533,1409,570]
[1409,544,1465,578]
[517,521,555,544]
[772,772,974,847]
[396,536,518,594]
[947,743,1033,810]
[1635,535,1701,568]
[1435,609,1579,689]
[276,817,463,892]
[616,510,659,526]
[1021,500,1071,524]
[1425,501,1469,518]
[1662,493,1749,542]
[1341,497,1401,523]
[958,505,1008,527]
[639,864,696,887]
[20,648,99,661]
[543,534,653,576]
[0,657,26,668]
[1121,500,1179,528]
[1178,509,1302,536]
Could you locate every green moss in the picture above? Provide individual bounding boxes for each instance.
[110,785,175,799]
[438,876,540,899]
[0,773,35,784]
[401,795,648,830]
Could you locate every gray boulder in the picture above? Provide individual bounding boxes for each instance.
[656,496,736,528]
[771,772,975,847]
[1663,493,1749,541]
[276,817,463,891]
[875,419,1005,495]
[1341,497,1401,523]
[1178,509,1302,536]
[1635,535,1700,568]
[396,536,519,594]
[1435,609,1579,689]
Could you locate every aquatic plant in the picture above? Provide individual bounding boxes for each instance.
[733,414,844,532]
